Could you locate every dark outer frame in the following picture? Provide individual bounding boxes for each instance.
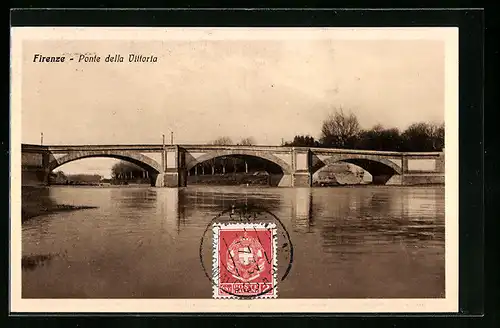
[7,6,490,327]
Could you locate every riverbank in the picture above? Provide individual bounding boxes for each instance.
[22,186,97,223]
[187,173,270,186]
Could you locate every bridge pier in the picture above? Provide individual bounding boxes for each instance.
[156,146,187,188]
[291,173,312,187]
[22,168,50,186]
[21,148,53,186]
[155,171,187,188]
[290,148,312,187]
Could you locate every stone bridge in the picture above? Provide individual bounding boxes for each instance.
[21,144,445,187]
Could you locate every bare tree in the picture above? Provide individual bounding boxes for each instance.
[211,136,233,145]
[320,108,361,148]
[237,137,255,146]
[429,122,445,150]
[371,123,384,132]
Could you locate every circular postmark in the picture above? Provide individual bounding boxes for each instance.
[199,203,294,299]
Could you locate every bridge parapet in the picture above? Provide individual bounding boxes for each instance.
[46,144,172,152]
[182,145,294,152]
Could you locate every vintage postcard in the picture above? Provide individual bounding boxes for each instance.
[10,27,458,312]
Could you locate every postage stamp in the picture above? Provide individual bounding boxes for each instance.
[212,222,278,299]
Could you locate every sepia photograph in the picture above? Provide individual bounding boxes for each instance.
[10,27,458,312]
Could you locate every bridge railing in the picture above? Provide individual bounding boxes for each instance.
[22,143,444,156]
[307,147,443,156]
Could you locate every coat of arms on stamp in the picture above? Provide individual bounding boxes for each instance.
[212,222,278,299]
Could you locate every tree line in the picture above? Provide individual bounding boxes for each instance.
[192,136,281,175]
[284,108,444,152]
[49,171,102,185]
[210,136,255,146]
[111,161,150,181]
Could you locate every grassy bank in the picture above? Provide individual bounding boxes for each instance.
[21,186,97,223]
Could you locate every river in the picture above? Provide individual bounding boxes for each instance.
[21,185,445,298]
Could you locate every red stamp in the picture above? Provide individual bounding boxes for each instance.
[212,222,277,299]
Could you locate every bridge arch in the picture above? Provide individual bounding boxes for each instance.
[185,150,293,175]
[48,150,162,174]
[312,153,402,185]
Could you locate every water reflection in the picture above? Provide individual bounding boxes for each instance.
[110,188,158,210]
[22,185,445,298]
[180,186,284,216]
[317,188,444,253]
[290,188,314,233]
[155,188,182,236]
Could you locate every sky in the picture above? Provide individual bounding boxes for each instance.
[20,32,446,177]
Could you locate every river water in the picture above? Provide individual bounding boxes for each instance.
[22,185,445,298]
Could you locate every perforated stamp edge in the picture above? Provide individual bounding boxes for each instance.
[212,222,278,299]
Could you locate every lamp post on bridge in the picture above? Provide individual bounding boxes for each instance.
[162,133,166,173]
